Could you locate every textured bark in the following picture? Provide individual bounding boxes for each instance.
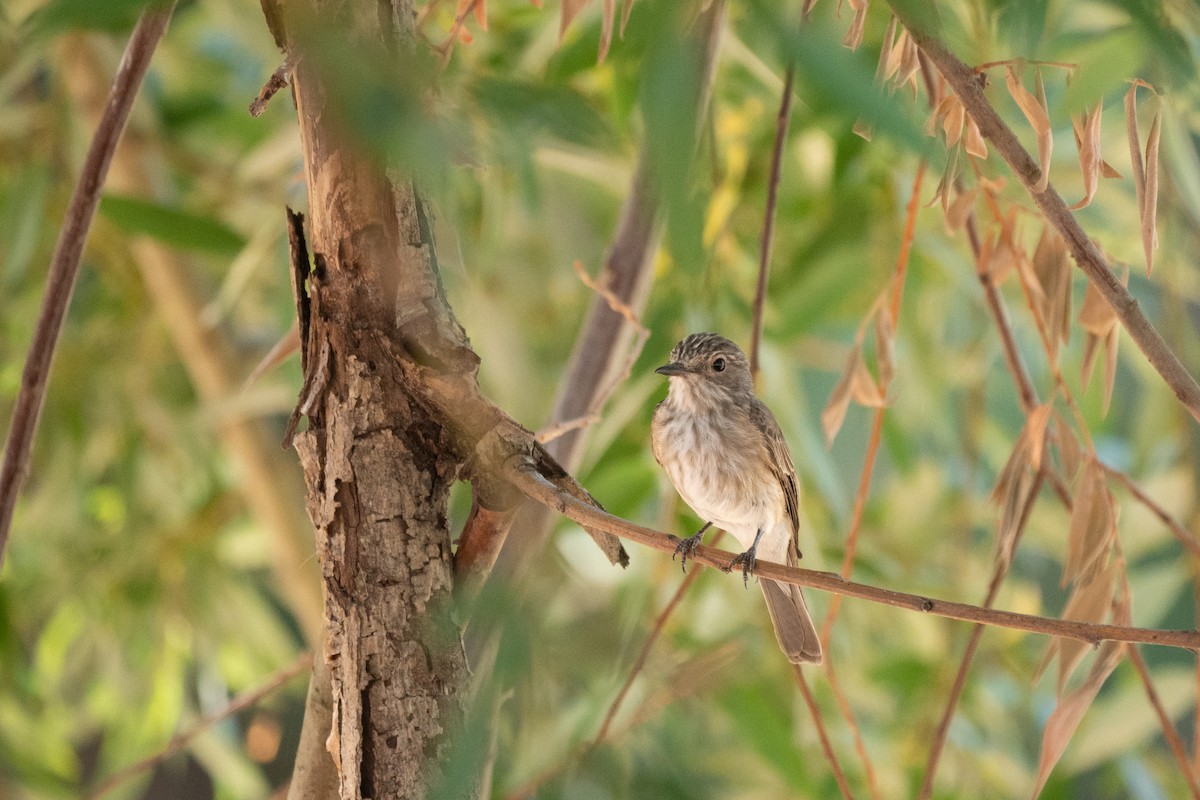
[283,2,474,797]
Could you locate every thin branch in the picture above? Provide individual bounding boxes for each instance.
[820,160,927,645]
[919,470,1044,800]
[592,531,725,746]
[0,3,176,566]
[1105,467,1200,559]
[88,653,313,799]
[749,63,794,380]
[511,465,1200,650]
[823,657,883,800]
[454,496,520,600]
[794,667,855,800]
[889,2,1200,423]
[1128,644,1200,799]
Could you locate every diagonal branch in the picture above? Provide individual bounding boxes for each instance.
[0,3,176,565]
[888,2,1200,423]
[510,465,1200,651]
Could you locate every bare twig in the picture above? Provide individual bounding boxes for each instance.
[889,3,1200,423]
[820,161,927,645]
[249,57,293,117]
[454,496,520,600]
[0,3,176,566]
[88,653,313,799]
[823,658,883,800]
[749,63,795,380]
[794,667,855,800]
[1128,644,1200,799]
[1105,468,1200,559]
[919,471,1044,800]
[533,261,650,444]
[512,465,1200,650]
[592,531,725,746]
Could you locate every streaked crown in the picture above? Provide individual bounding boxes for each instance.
[669,332,749,371]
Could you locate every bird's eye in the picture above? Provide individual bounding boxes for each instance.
[712,357,726,372]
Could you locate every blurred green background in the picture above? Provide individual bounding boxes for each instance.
[3,0,1200,798]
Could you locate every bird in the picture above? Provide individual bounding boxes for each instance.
[651,332,822,664]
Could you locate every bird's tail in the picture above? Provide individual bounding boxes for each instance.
[760,573,822,665]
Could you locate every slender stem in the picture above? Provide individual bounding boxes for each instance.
[1128,645,1200,799]
[821,161,927,644]
[794,667,855,800]
[0,3,176,566]
[513,466,1200,650]
[824,656,883,800]
[88,653,312,799]
[919,471,1044,800]
[750,63,795,379]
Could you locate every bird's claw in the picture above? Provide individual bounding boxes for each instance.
[727,548,757,588]
[672,532,704,573]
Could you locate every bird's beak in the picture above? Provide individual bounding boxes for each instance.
[655,362,691,377]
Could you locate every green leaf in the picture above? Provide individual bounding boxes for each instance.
[24,0,170,37]
[98,194,246,257]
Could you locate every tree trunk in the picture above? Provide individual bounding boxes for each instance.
[278,1,476,796]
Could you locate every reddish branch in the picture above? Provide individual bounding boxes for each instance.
[88,652,312,799]
[888,2,1200,423]
[0,3,176,564]
[512,466,1200,650]
[749,64,795,379]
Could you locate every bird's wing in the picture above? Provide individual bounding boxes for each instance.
[750,399,802,556]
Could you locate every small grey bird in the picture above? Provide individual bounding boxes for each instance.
[651,333,822,664]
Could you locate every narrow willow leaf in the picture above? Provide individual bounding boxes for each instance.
[875,15,897,82]
[1141,109,1161,274]
[1031,226,1072,353]
[1069,105,1102,209]
[943,96,965,147]
[1102,324,1120,415]
[1030,640,1125,798]
[850,358,886,407]
[1100,159,1122,178]
[853,118,875,141]
[598,0,615,61]
[1026,402,1054,473]
[842,0,868,50]
[1125,85,1146,222]
[925,92,957,138]
[1053,562,1118,695]
[964,116,988,159]
[560,0,590,37]
[620,0,634,36]
[883,28,908,82]
[1034,70,1053,192]
[1053,412,1083,484]
[822,344,863,446]
[1006,66,1053,191]
[875,299,896,388]
[944,186,977,234]
[1064,460,1118,587]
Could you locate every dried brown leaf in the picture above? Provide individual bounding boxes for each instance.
[874,300,895,389]
[883,27,908,82]
[1125,85,1146,219]
[896,35,920,94]
[1025,402,1054,473]
[1100,159,1122,179]
[1035,70,1053,192]
[875,15,897,82]
[853,117,875,141]
[598,0,615,61]
[925,92,957,138]
[1064,459,1118,587]
[1101,323,1120,416]
[1030,639,1125,798]
[964,116,988,159]
[991,402,1051,569]
[822,344,862,447]
[1031,225,1072,353]
[1053,412,1083,484]
[620,0,634,37]
[979,174,1007,193]
[943,96,965,147]
[944,185,977,234]
[1069,105,1102,209]
[1141,108,1160,274]
[850,357,886,407]
[842,0,868,50]
[1006,66,1053,192]
[1039,561,1118,694]
[560,0,590,38]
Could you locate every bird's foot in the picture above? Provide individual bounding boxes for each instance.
[727,546,757,588]
[672,522,712,573]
